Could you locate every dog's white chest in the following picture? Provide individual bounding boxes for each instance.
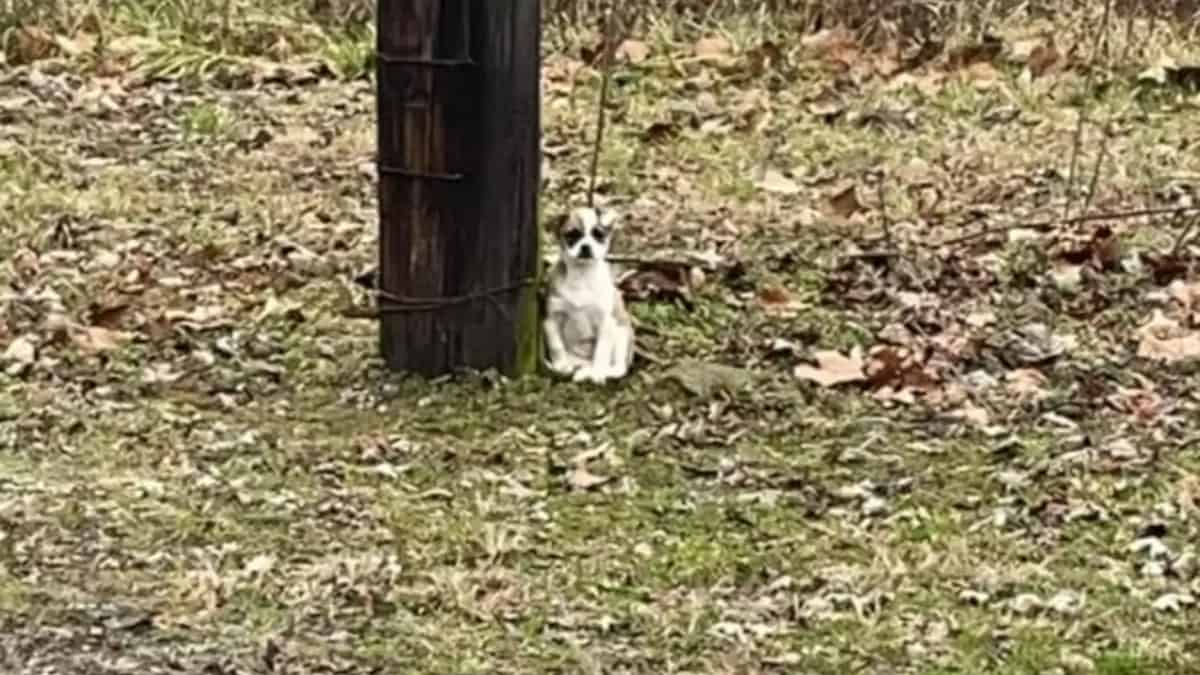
[553,270,612,357]
[559,291,606,348]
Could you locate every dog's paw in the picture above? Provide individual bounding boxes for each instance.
[547,356,579,376]
[602,366,628,381]
[572,366,608,384]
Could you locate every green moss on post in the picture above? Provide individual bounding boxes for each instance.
[512,252,541,378]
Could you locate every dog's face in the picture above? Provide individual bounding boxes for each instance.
[557,207,617,265]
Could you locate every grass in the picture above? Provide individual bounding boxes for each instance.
[3,1,1200,674]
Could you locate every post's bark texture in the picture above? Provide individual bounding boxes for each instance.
[376,0,541,376]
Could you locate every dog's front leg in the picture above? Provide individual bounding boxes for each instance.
[607,323,632,379]
[574,316,616,383]
[543,314,579,376]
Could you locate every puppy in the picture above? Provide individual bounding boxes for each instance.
[543,206,635,384]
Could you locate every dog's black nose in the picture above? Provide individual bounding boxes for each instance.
[578,244,593,259]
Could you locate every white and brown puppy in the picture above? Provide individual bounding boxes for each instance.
[543,206,635,384]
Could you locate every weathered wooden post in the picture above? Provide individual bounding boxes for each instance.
[376,1,541,376]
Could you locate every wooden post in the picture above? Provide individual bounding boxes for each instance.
[376,0,541,376]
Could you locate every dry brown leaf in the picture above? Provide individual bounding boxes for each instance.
[89,302,131,329]
[800,26,860,68]
[1137,309,1181,339]
[1136,310,1200,362]
[1006,368,1049,400]
[53,32,95,58]
[617,39,650,64]
[945,39,1003,70]
[757,169,800,195]
[72,325,130,354]
[618,264,692,306]
[865,346,940,392]
[953,402,991,427]
[1113,386,1164,423]
[746,40,784,76]
[165,305,228,329]
[1138,333,1200,362]
[828,184,865,218]
[963,62,1002,88]
[758,286,792,305]
[243,553,276,576]
[694,36,732,60]
[883,70,945,97]
[568,465,612,491]
[1027,42,1061,78]
[9,26,57,65]
[1169,280,1200,313]
[794,348,866,387]
[2,336,36,365]
[757,285,804,315]
[964,311,996,328]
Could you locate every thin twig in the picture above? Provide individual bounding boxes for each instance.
[1120,5,1135,65]
[585,8,617,208]
[584,5,649,210]
[1063,0,1114,222]
[936,205,1200,248]
[876,171,894,252]
[1080,120,1112,217]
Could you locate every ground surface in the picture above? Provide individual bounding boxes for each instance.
[4,3,1200,674]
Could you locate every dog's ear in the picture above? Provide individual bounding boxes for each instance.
[598,208,619,230]
[546,212,569,235]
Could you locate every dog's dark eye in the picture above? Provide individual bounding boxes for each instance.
[563,228,584,246]
[591,228,608,243]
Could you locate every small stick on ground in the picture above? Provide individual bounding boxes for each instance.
[1063,0,1115,221]
[937,205,1200,248]
[876,170,895,252]
[1080,121,1113,217]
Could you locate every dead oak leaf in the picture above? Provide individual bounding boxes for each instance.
[1027,42,1061,78]
[1112,386,1164,423]
[618,264,693,306]
[952,402,992,427]
[757,285,804,314]
[756,168,800,195]
[1168,279,1200,323]
[962,62,1002,89]
[746,40,786,76]
[1137,310,1200,362]
[2,336,36,365]
[794,347,866,387]
[1139,332,1200,362]
[800,26,862,69]
[828,184,865,219]
[72,325,130,354]
[945,38,1003,70]
[88,302,131,329]
[864,346,940,391]
[1006,368,1049,400]
[9,26,57,65]
[693,36,732,61]
[617,39,650,64]
[567,464,612,491]
[965,311,997,328]
[164,305,228,330]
